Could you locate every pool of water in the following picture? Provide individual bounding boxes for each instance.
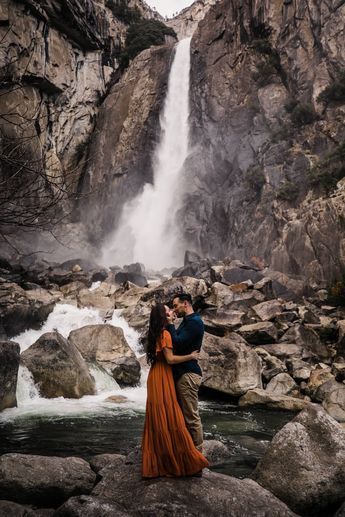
[0,399,293,478]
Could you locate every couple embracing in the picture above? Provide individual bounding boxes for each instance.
[142,293,209,478]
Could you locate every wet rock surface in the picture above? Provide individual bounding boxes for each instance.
[0,341,20,411]
[21,332,96,398]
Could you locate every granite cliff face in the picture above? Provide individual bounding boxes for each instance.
[167,0,217,39]
[183,0,345,285]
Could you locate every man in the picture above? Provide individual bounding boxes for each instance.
[167,292,205,452]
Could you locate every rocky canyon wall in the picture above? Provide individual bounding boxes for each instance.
[184,0,345,285]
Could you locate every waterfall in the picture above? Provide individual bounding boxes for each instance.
[102,37,192,270]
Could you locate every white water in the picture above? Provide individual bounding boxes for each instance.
[102,37,192,270]
[0,303,147,422]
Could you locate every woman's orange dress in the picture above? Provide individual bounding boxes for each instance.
[142,329,209,478]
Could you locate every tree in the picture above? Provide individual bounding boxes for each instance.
[0,27,82,250]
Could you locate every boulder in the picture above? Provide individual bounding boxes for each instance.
[109,356,141,387]
[77,289,114,315]
[0,341,20,411]
[256,348,287,382]
[0,500,33,516]
[252,300,283,321]
[0,454,96,507]
[298,306,320,324]
[199,333,262,396]
[21,332,95,398]
[253,404,345,516]
[201,308,246,335]
[239,389,309,411]
[206,283,265,310]
[286,358,313,382]
[114,271,148,288]
[332,362,345,382]
[323,382,345,422]
[265,373,298,396]
[280,324,329,360]
[306,368,335,401]
[92,462,297,516]
[203,440,232,467]
[54,495,131,516]
[89,454,126,474]
[68,325,140,387]
[0,279,57,337]
[238,322,278,344]
[140,276,208,304]
[256,343,302,360]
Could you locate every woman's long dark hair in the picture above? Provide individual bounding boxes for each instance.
[146,303,168,366]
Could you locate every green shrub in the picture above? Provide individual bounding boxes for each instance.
[252,59,276,87]
[284,98,298,113]
[276,181,299,201]
[105,0,141,24]
[120,19,176,69]
[244,165,265,193]
[307,141,345,193]
[328,275,345,306]
[290,103,317,127]
[317,71,345,104]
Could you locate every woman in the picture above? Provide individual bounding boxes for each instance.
[142,303,209,478]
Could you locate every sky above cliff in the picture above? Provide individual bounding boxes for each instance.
[146,0,193,18]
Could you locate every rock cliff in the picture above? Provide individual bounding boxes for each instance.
[166,0,217,39]
[184,0,345,285]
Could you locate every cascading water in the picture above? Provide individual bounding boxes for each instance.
[102,37,192,270]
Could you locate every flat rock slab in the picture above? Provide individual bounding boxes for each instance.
[253,404,345,516]
[239,388,309,411]
[92,462,297,517]
[0,454,96,507]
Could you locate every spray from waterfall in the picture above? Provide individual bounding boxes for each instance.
[102,37,192,270]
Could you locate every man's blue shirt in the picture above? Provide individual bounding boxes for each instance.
[167,312,204,381]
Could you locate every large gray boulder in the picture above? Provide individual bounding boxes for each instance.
[280,324,329,360]
[239,389,309,412]
[253,404,345,515]
[0,454,96,507]
[92,462,297,517]
[0,341,20,411]
[68,325,140,387]
[21,332,95,398]
[199,333,262,396]
[252,300,283,321]
[265,373,298,396]
[238,322,278,344]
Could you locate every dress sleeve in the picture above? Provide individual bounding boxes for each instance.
[156,330,173,352]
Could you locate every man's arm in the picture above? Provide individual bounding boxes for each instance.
[167,319,203,355]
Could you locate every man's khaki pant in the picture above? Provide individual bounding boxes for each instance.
[176,372,204,450]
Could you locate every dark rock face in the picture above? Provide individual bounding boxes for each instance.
[80,44,174,244]
[184,0,345,285]
[91,462,297,516]
[110,356,141,387]
[0,341,20,411]
[0,279,57,338]
[0,454,96,507]
[253,404,345,516]
[21,332,95,398]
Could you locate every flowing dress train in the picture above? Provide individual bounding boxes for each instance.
[142,330,209,477]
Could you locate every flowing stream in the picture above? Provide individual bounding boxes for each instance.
[102,37,192,270]
[0,301,293,478]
